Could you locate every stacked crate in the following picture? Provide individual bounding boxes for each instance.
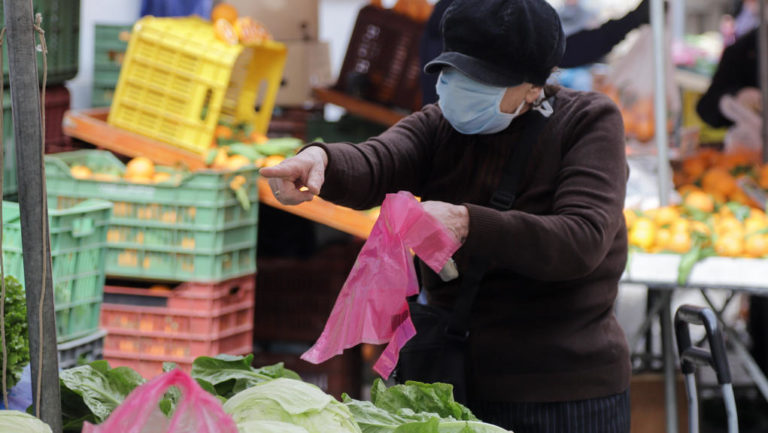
[44,149,260,377]
[253,240,365,399]
[1,0,81,197]
[91,24,132,108]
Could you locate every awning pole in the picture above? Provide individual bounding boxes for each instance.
[759,0,768,163]
[652,0,670,207]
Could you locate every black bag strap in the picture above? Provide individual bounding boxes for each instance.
[446,98,555,338]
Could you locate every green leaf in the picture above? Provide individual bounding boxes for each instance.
[370,380,477,422]
[726,202,751,221]
[205,148,218,165]
[256,137,304,156]
[235,187,251,211]
[0,276,29,391]
[677,243,702,286]
[59,362,145,422]
[190,355,298,399]
[229,143,265,161]
[682,205,710,222]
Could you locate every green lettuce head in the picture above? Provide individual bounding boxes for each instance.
[223,378,361,433]
[0,410,52,433]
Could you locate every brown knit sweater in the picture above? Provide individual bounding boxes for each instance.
[311,86,630,403]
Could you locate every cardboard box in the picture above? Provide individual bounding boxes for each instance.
[275,40,332,107]
[228,0,318,41]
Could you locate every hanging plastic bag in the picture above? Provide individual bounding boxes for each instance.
[606,24,680,142]
[719,93,763,154]
[301,191,460,379]
[82,369,238,433]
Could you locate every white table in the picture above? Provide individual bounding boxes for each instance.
[622,253,768,432]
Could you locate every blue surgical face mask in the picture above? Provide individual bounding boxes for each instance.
[436,68,526,135]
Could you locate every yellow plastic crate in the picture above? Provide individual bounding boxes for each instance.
[108,17,287,154]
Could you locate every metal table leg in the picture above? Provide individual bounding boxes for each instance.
[660,289,679,433]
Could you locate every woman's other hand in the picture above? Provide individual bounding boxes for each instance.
[260,146,328,205]
[421,200,469,244]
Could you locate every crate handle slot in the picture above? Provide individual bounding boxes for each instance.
[200,88,213,121]
[229,285,241,297]
[72,217,96,237]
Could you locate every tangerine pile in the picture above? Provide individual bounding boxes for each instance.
[211,3,272,45]
[625,200,768,258]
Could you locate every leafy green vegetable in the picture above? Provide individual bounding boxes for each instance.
[343,382,511,433]
[256,137,303,157]
[0,410,52,433]
[59,361,145,426]
[223,378,362,433]
[0,276,29,392]
[370,380,476,422]
[237,420,311,433]
[191,354,299,399]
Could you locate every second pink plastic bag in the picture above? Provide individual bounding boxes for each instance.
[82,369,239,433]
[301,191,460,378]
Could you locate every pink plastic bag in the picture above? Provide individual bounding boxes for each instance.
[82,369,239,433]
[301,191,461,378]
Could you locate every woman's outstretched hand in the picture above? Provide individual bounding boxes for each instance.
[260,146,328,205]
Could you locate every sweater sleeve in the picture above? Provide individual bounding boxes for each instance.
[308,105,443,210]
[559,0,648,68]
[460,95,628,281]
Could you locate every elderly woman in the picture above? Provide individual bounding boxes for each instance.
[262,1,630,431]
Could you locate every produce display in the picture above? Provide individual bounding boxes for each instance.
[56,355,510,433]
[625,148,768,283]
[211,3,272,46]
[0,276,29,392]
[209,122,303,169]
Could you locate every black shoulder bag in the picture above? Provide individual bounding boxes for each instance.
[394,104,553,404]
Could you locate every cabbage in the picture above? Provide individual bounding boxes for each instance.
[223,378,361,433]
[0,410,52,433]
[237,420,310,433]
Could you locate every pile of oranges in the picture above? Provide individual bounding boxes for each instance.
[371,0,433,22]
[70,157,174,184]
[626,148,768,259]
[211,3,271,45]
[625,202,768,258]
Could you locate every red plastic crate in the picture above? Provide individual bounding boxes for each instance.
[44,85,72,151]
[254,242,363,342]
[101,274,255,378]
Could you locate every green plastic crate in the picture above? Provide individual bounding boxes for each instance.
[91,85,116,108]
[93,24,131,70]
[2,90,15,197]
[45,150,259,282]
[0,0,81,85]
[2,199,112,343]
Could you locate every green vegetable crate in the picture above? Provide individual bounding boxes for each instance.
[45,150,259,282]
[2,199,113,343]
[0,0,81,85]
[92,24,132,108]
[2,90,15,197]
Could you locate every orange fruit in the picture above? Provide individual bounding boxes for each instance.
[670,218,691,234]
[125,157,155,179]
[677,184,701,197]
[234,16,270,44]
[682,157,707,180]
[716,216,744,239]
[653,206,680,227]
[623,208,637,229]
[70,165,92,179]
[261,155,286,168]
[224,155,251,171]
[715,234,744,257]
[683,191,714,213]
[655,228,672,251]
[702,168,738,196]
[214,18,238,45]
[668,230,692,253]
[629,217,656,251]
[745,235,768,258]
[153,172,171,183]
[211,3,238,24]
[691,220,711,236]
[758,165,768,189]
[249,131,269,144]
[212,148,229,169]
[215,125,233,140]
[634,119,655,143]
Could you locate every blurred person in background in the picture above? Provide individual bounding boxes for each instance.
[420,0,651,102]
[263,0,632,431]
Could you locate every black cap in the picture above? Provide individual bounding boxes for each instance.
[425,0,566,87]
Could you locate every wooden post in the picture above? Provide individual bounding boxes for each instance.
[3,1,62,431]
